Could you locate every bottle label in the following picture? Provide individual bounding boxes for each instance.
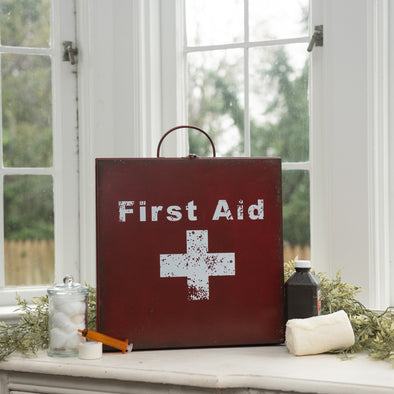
[317,289,322,315]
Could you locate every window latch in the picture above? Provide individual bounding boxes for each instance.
[307,25,323,52]
[63,41,78,65]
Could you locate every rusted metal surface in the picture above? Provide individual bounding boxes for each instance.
[96,156,284,350]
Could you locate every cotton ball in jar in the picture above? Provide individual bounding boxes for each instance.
[70,313,85,326]
[52,297,69,311]
[50,327,68,349]
[61,300,86,316]
[65,331,83,350]
[51,311,77,333]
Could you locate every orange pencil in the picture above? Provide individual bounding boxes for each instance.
[78,329,132,353]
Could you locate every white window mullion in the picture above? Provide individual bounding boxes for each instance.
[0,46,52,56]
[282,162,311,171]
[160,0,187,156]
[243,0,250,156]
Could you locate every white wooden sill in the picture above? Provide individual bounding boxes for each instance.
[0,306,20,324]
[0,345,393,393]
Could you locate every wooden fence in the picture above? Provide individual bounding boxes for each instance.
[283,244,311,263]
[4,240,310,286]
[5,240,54,286]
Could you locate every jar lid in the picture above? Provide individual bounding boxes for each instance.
[295,260,311,269]
[47,274,89,295]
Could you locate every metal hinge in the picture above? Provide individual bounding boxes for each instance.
[307,25,323,52]
[63,41,78,65]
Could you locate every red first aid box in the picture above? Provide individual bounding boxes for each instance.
[96,137,284,350]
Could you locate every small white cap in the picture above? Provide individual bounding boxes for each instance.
[295,260,311,269]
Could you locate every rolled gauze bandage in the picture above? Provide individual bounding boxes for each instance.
[79,341,103,360]
[285,310,355,356]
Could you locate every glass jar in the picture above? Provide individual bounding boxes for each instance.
[47,274,89,357]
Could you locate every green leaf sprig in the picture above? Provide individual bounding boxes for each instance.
[0,295,49,361]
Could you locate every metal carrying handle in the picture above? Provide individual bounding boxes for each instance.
[156,125,216,158]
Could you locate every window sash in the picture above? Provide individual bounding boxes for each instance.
[0,0,79,306]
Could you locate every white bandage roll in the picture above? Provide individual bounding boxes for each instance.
[78,341,103,360]
[285,310,355,356]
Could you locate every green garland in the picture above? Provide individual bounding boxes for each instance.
[1,271,393,366]
[0,294,49,361]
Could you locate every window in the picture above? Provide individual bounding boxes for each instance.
[3,0,386,315]
[0,0,79,307]
[158,0,393,308]
[184,0,310,262]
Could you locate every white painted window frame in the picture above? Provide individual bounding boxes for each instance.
[0,0,79,312]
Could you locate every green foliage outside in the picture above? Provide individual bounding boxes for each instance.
[4,175,54,240]
[0,0,53,241]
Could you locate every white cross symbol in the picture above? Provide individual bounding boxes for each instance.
[160,230,235,300]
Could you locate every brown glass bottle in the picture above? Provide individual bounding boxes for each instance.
[284,260,321,321]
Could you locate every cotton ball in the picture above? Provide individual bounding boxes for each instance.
[51,311,78,334]
[70,313,85,326]
[65,331,83,349]
[50,328,68,349]
[52,297,69,310]
[61,301,86,316]
[52,311,70,328]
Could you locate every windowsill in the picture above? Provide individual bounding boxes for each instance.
[0,305,20,324]
[0,345,393,393]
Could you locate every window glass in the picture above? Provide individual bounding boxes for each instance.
[282,170,310,260]
[0,0,50,48]
[1,0,55,288]
[2,54,52,167]
[187,49,244,156]
[185,0,244,46]
[250,44,309,161]
[249,0,308,41]
[4,175,54,286]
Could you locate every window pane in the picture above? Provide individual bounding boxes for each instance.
[185,0,244,46]
[2,53,53,167]
[249,0,308,41]
[282,170,310,261]
[0,0,50,47]
[4,175,54,286]
[250,44,309,161]
[187,49,244,157]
